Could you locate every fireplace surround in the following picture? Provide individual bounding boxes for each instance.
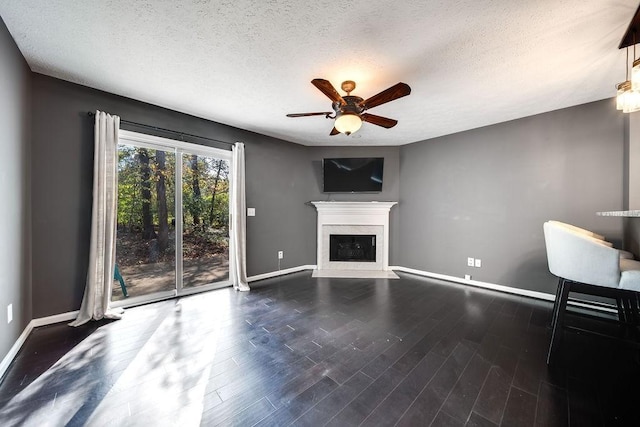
[311,201,397,277]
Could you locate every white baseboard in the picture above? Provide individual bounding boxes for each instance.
[390,266,618,313]
[31,310,79,328]
[0,321,33,381]
[0,310,79,381]
[390,266,555,301]
[248,265,316,283]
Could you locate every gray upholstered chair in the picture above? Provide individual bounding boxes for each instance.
[549,220,634,259]
[548,220,606,240]
[543,221,640,364]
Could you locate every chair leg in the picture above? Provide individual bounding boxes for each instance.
[624,294,640,339]
[549,277,564,328]
[114,264,128,298]
[625,297,635,326]
[633,294,640,342]
[630,295,640,327]
[617,297,626,323]
[547,279,570,366]
[616,296,630,339]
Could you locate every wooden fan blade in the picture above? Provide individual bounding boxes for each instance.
[362,113,398,128]
[361,82,411,110]
[330,127,340,135]
[286,112,333,117]
[311,79,345,105]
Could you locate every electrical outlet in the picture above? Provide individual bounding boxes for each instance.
[475,259,482,268]
[247,207,256,217]
[464,274,471,280]
[467,257,474,267]
[7,304,12,324]
[278,251,284,259]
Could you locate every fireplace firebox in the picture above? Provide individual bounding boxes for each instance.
[329,234,376,262]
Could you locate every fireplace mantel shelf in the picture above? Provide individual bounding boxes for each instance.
[311,201,397,213]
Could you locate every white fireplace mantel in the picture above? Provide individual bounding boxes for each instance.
[311,201,397,272]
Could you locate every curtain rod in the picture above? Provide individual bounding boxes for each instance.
[86,112,234,147]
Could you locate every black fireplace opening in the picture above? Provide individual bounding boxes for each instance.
[329,234,376,262]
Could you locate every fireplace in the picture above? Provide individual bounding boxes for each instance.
[330,234,376,262]
[311,201,397,274]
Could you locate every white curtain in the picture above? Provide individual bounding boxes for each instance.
[70,111,124,326]
[230,142,250,291]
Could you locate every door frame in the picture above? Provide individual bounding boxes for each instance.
[112,129,234,308]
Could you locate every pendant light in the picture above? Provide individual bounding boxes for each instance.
[616,6,640,113]
[617,81,631,111]
[617,46,640,113]
[633,60,640,91]
[632,33,640,91]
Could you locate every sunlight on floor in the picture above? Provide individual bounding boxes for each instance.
[0,329,108,426]
[87,295,229,425]
[0,292,232,426]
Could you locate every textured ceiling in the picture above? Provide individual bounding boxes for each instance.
[0,0,637,146]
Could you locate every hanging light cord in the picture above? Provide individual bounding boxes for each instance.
[627,47,630,81]
[633,31,637,72]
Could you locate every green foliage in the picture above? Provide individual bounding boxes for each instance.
[117,145,229,235]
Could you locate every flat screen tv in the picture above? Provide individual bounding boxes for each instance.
[323,157,384,193]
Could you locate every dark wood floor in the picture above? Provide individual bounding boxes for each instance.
[1,272,639,426]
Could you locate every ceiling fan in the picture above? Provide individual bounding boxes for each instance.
[286,79,411,136]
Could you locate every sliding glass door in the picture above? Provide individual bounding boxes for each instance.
[113,131,231,304]
[179,152,230,292]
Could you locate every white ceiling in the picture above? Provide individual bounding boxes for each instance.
[0,0,637,146]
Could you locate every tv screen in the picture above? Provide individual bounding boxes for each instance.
[323,157,384,193]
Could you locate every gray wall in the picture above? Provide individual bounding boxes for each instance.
[31,74,316,318]
[307,146,401,264]
[623,112,640,256]
[28,72,629,321]
[399,99,625,294]
[244,135,316,275]
[0,17,31,364]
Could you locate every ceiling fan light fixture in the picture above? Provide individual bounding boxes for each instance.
[334,112,362,135]
[287,78,410,135]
